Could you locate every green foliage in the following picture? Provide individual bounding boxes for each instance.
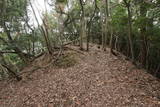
[1,0,160,79]
[0,0,27,24]
[112,5,128,33]
[4,54,24,68]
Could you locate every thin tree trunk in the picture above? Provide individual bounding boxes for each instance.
[109,0,114,54]
[87,25,91,51]
[102,0,109,51]
[140,2,147,67]
[29,0,52,54]
[101,11,105,50]
[123,0,135,62]
[86,0,98,51]
[127,5,134,61]
[79,0,85,50]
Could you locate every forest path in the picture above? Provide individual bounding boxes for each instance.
[0,45,160,107]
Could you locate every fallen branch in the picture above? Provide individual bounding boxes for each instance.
[1,64,22,81]
[0,51,17,54]
[65,46,85,55]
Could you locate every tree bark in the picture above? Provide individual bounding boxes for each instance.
[79,0,85,50]
[86,0,98,51]
[140,1,147,67]
[123,0,135,62]
[127,5,134,61]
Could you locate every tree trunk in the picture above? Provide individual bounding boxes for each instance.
[127,5,134,61]
[29,0,52,55]
[122,0,135,62]
[87,24,91,51]
[87,0,98,51]
[103,0,109,51]
[140,2,147,67]
[79,0,85,50]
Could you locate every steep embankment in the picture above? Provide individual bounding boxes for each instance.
[0,45,160,107]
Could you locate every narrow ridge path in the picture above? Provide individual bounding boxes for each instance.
[0,45,160,107]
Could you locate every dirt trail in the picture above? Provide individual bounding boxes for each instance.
[0,45,160,107]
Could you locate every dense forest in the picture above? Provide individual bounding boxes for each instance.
[1,0,160,80]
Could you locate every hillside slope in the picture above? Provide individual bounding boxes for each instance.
[0,45,160,107]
